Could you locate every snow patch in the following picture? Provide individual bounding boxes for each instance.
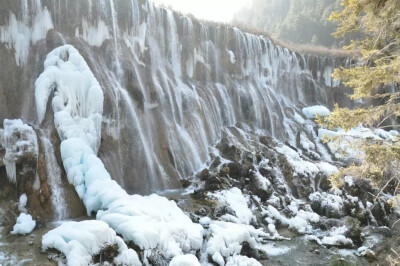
[302,105,330,119]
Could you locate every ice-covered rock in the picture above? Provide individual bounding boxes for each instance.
[169,254,201,266]
[11,213,36,235]
[42,220,141,266]
[1,119,38,184]
[302,106,330,119]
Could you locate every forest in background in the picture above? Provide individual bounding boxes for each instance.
[232,0,344,47]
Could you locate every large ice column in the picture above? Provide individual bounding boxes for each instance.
[36,45,203,261]
[35,45,103,153]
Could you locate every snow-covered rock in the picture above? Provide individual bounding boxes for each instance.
[210,188,254,225]
[302,106,330,119]
[204,220,266,265]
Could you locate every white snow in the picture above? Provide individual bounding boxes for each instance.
[276,144,319,178]
[293,112,306,124]
[225,255,262,266]
[300,132,315,152]
[11,213,36,235]
[315,162,339,176]
[42,220,141,266]
[205,220,266,265]
[265,205,318,234]
[257,244,290,256]
[169,254,201,266]
[210,187,254,224]
[36,45,203,262]
[344,176,354,187]
[321,235,353,246]
[1,119,38,184]
[309,192,344,216]
[302,106,330,119]
[0,7,53,66]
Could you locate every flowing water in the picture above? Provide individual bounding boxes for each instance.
[0,0,353,208]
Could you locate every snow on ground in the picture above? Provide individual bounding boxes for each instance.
[210,187,254,224]
[225,255,262,266]
[42,220,140,266]
[320,226,353,247]
[11,213,36,235]
[302,105,330,119]
[35,45,203,263]
[265,205,318,234]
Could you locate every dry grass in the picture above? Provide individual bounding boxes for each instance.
[156,3,360,58]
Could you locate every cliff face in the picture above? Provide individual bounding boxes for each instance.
[0,0,353,195]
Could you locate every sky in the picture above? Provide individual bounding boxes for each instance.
[152,0,251,23]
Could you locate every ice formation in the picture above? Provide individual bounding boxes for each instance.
[0,6,53,66]
[35,45,203,263]
[17,194,28,213]
[1,119,38,184]
[302,105,330,119]
[75,18,110,47]
[169,254,201,266]
[42,220,141,266]
[11,213,36,235]
[35,45,104,153]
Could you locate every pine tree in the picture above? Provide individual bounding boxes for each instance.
[318,0,400,191]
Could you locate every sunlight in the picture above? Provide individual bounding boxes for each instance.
[152,0,250,22]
